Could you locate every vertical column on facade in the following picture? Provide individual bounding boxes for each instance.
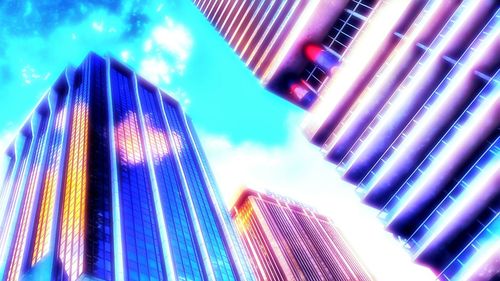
[132,74,176,281]
[384,93,500,232]
[239,1,282,61]
[0,150,13,276]
[28,68,73,279]
[82,53,114,280]
[232,204,265,280]
[105,58,125,281]
[342,0,497,183]
[158,97,216,280]
[237,198,289,280]
[52,68,76,279]
[108,61,168,280]
[183,116,255,281]
[294,213,352,280]
[0,134,30,251]
[361,11,500,209]
[283,208,338,280]
[413,159,499,264]
[217,1,241,37]
[0,149,15,211]
[251,198,299,280]
[19,97,56,278]
[227,0,263,50]
[315,216,372,281]
[207,1,229,30]
[4,109,50,281]
[265,201,324,280]
[323,0,458,164]
[305,0,414,145]
[0,133,31,275]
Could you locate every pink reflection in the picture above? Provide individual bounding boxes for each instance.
[144,115,169,163]
[115,112,177,165]
[115,112,145,165]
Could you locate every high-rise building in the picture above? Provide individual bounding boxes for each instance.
[0,53,254,281]
[194,1,500,280]
[231,188,373,281]
[192,0,350,108]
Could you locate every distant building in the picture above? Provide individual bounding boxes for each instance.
[231,188,373,281]
[0,53,254,281]
[195,0,500,280]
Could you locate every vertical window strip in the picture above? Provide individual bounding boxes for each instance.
[111,68,165,280]
[6,117,48,281]
[32,102,68,265]
[0,136,32,262]
[185,118,255,280]
[164,103,236,280]
[137,87,204,280]
[59,65,90,281]
[86,55,113,280]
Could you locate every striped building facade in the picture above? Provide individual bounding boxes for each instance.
[231,189,373,281]
[0,53,254,281]
[194,0,500,280]
[192,0,349,108]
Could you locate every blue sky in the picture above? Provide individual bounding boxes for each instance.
[0,1,435,280]
[0,0,297,146]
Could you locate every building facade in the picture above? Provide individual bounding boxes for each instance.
[231,189,373,281]
[0,53,254,281]
[194,0,500,280]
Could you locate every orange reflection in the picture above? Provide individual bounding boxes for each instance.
[235,201,254,232]
[32,107,67,265]
[115,112,146,165]
[115,112,179,165]
[144,115,169,163]
[59,101,89,281]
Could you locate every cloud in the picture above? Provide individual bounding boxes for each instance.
[91,20,104,32]
[140,57,173,85]
[21,65,51,85]
[138,16,192,88]
[200,113,436,281]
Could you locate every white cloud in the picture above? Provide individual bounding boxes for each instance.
[21,65,51,85]
[140,58,172,85]
[120,50,131,62]
[139,17,193,88]
[91,21,104,32]
[200,113,436,281]
[152,17,192,63]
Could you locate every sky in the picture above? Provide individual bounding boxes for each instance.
[0,1,436,280]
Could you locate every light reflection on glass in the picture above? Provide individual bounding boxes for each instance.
[116,112,182,165]
[59,101,89,281]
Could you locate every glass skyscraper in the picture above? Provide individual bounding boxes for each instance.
[194,1,500,280]
[231,189,373,281]
[0,53,254,281]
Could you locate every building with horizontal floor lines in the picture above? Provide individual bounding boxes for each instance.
[231,188,373,281]
[0,53,255,281]
[194,0,500,280]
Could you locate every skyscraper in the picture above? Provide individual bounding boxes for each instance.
[192,0,350,108]
[195,0,500,280]
[0,53,254,281]
[231,188,373,281]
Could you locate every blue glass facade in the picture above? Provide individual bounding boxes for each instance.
[163,99,237,281]
[85,53,114,281]
[0,53,255,281]
[136,82,205,281]
[110,63,167,281]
